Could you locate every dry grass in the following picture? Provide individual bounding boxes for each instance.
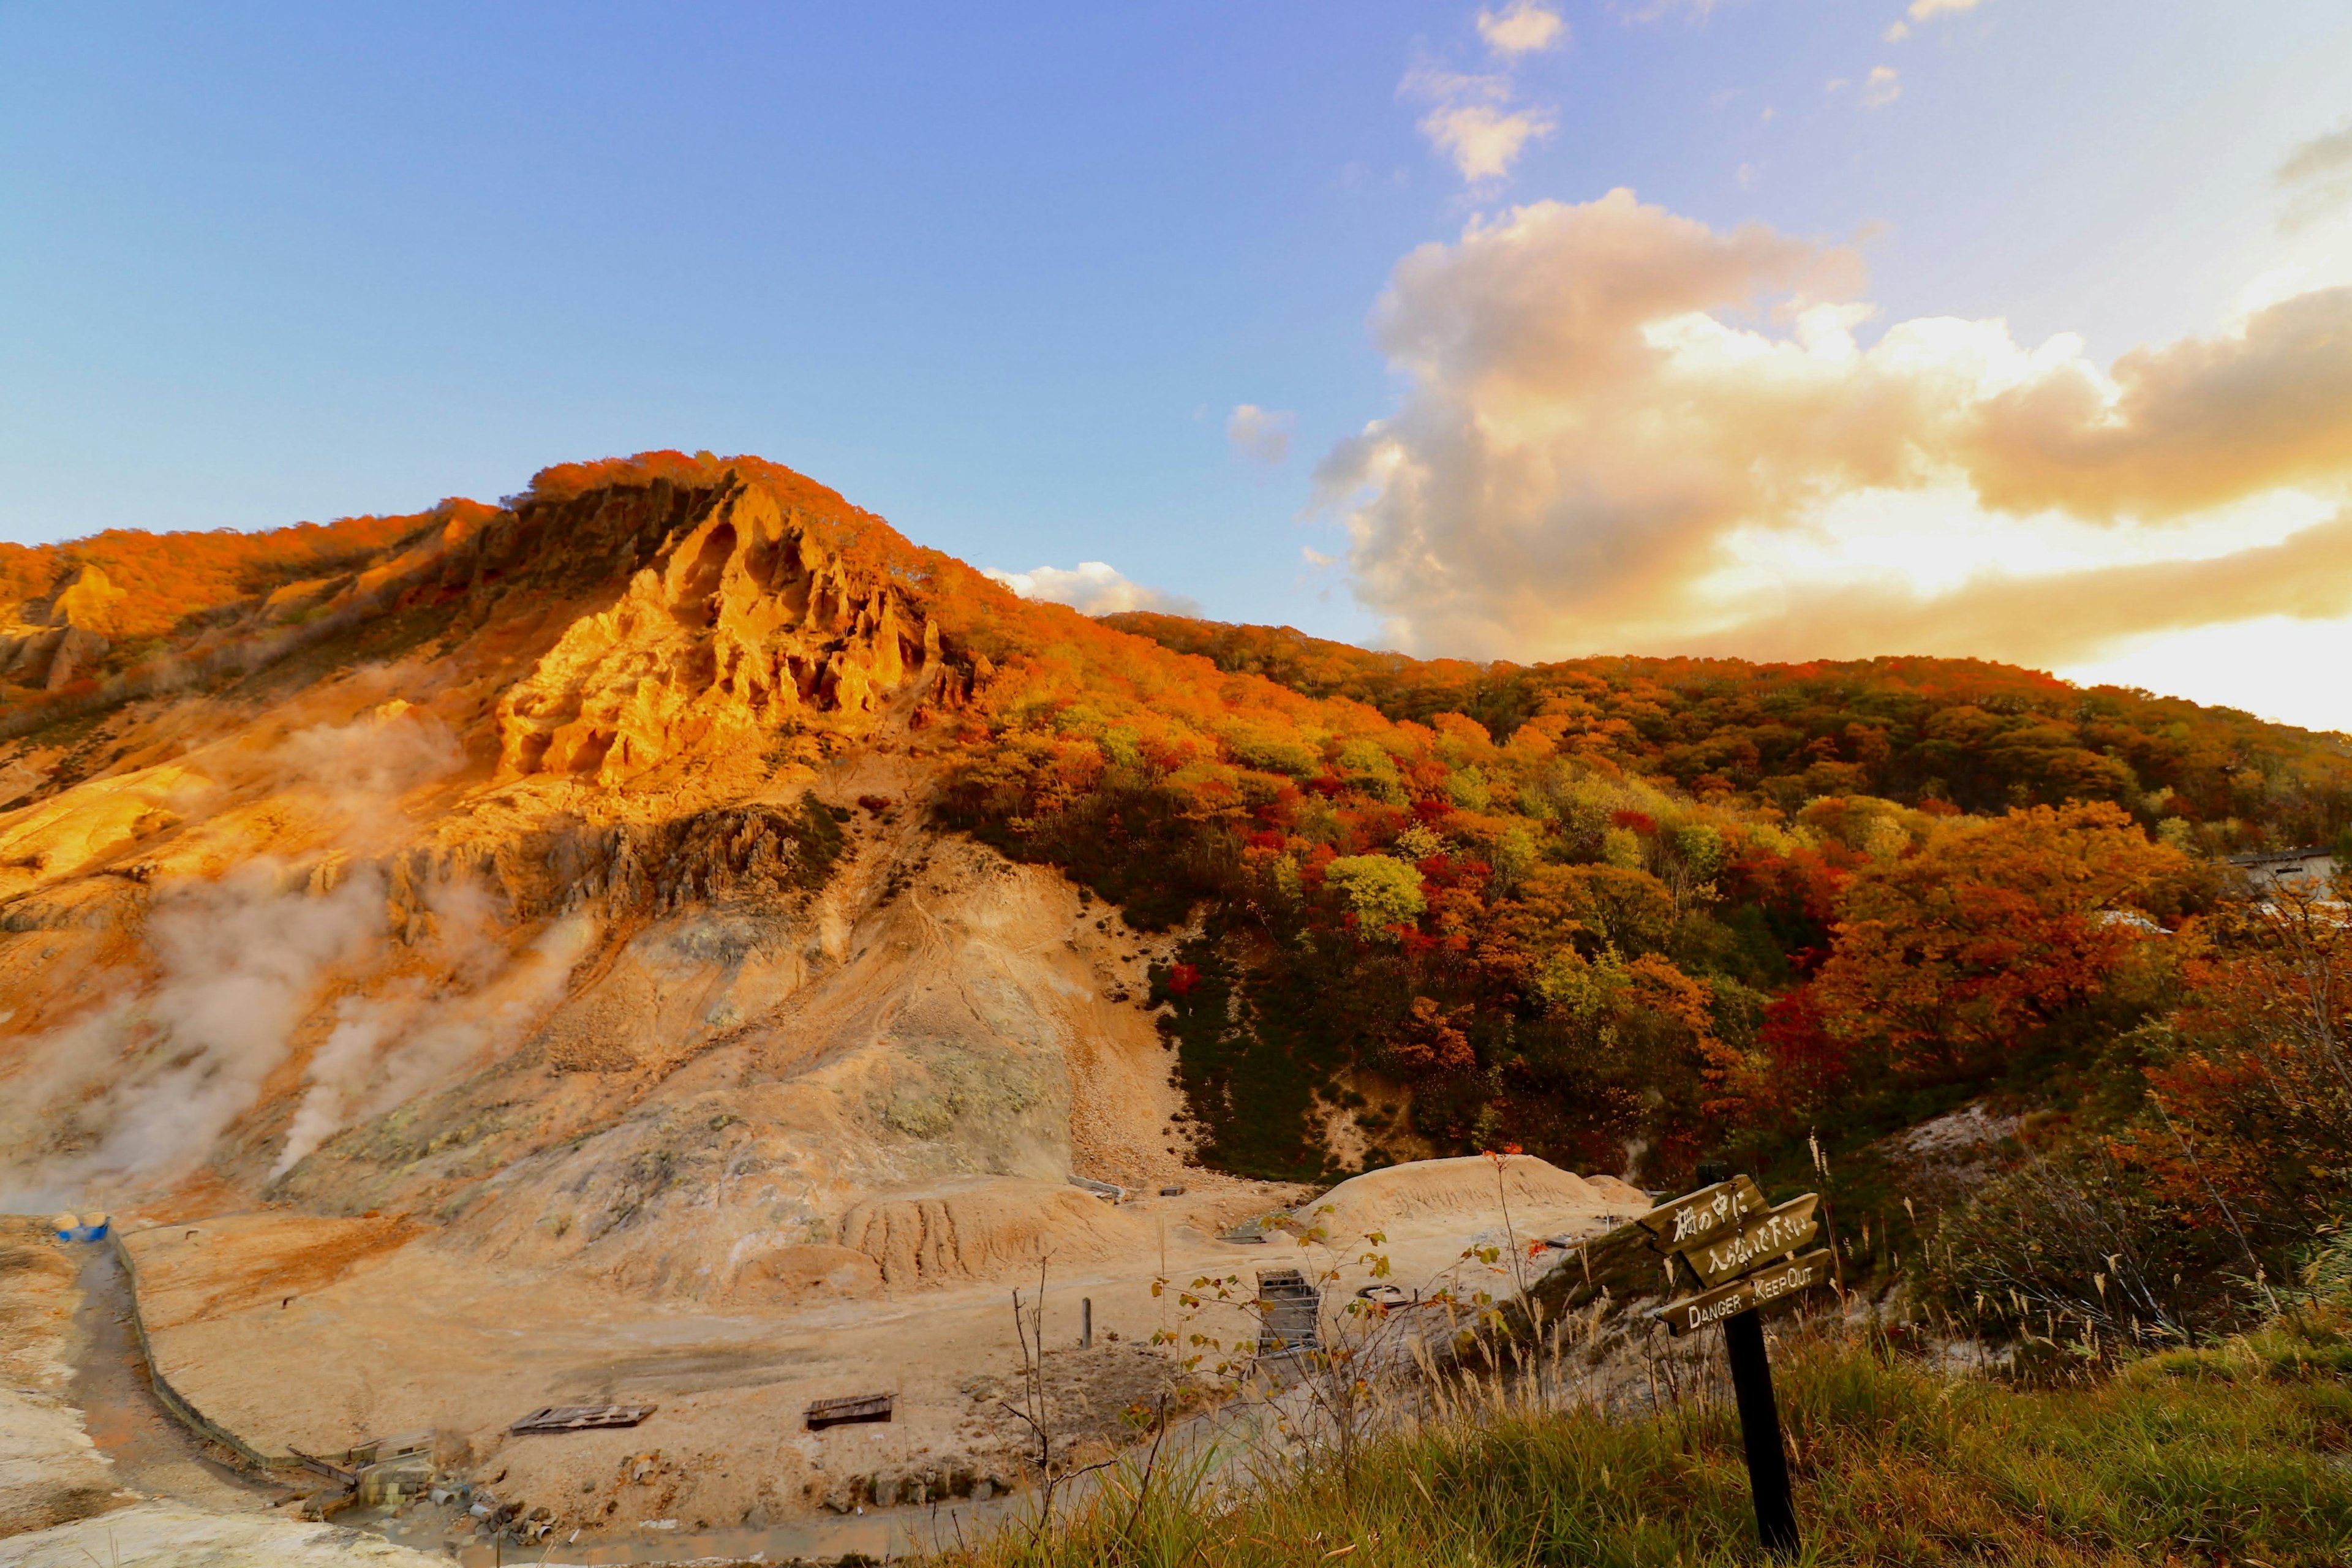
[937,1298,2352,1567]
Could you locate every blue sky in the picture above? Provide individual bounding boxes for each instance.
[6,2,2351,727]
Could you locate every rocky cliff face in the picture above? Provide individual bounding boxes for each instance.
[0,563,124,691]
[492,475,937,785]
[0,454,1193,1303]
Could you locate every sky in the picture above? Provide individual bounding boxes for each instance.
[4,2,2351,730]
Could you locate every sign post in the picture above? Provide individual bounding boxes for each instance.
[1641,1170,1826,1556]
[1723,1309,1798,1553]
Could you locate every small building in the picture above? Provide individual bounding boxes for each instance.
[2223,849,2339,896]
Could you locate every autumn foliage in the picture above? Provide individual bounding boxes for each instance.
[1809,803,2189,1084]
[0,513,426,641]
[1109,612,2352,855]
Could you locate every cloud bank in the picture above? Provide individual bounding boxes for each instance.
[985,562,1203,617]
[1314,188,2352,671]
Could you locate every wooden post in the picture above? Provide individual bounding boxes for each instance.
[1081,1296,1093,1349]
[1723,1307,1798,1554]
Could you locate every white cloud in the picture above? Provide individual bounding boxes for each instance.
[1227,404,1297,464]
[1478,1,1567,58]
[1419,104,1557,183]
[1398,62,1512,105]
[1861,66,1902,108]
[2278,118,2352,233]
[984,562,1203,617]
[1313,188,2352,685]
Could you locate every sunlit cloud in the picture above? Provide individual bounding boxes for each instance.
[1419,104,1557,183]
[1477,1,1567,58]
[1313,188,2352,695]
[1861,67,1902,109]
[984,561,1202,617]
[1887,0,1985,42]
[1403,7,1561,186]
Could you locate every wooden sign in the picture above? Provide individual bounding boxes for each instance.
[1678,1195,1820,1289]
[1654,1248,1833,1338]
[1636,1174,1766,1251]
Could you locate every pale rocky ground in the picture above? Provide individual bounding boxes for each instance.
[124,1159,1645,1548]
[0,1506,448,1568]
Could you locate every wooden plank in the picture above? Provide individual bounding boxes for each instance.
[805,1393,894,1430]
[508,1403,657,1434]
[1634,1175,1767,1251]
[1677,1195,1820,1289]
[1653,1249,1834,1338]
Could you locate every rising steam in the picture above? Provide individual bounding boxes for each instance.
[0,702,590,1209]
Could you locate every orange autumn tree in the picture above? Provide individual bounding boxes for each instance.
[2127,876,2352,1247]
[1810,802,2188,1088]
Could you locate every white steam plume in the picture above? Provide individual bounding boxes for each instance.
[0,859,390,1207]
[0,703,478,1208]
[270,885,595,1180]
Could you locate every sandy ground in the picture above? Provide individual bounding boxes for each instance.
[127,1158,1649,1550]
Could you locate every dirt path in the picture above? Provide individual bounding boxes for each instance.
[66,1248,270,1515]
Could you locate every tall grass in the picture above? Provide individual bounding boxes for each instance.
[940,1302,2352,1567]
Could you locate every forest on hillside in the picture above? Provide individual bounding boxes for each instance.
[1103,612,2352,850]
[937,594,2351,1343]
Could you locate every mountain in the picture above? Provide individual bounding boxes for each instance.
[2,451,2343,1537]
